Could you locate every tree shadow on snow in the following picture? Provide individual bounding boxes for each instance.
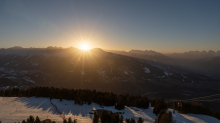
[14,97,134,119]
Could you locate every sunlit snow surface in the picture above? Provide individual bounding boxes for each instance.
[0,97,219,123]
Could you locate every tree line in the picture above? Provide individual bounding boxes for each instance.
[0,86,149,110]
[151,98,220,120]
[167,101,220,120]
[92,111,144,123]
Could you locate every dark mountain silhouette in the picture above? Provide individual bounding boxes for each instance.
[106,49,173,64]
[167,50,220,61]
[166,50,220,80]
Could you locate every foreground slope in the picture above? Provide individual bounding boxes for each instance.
[0,97,219,123]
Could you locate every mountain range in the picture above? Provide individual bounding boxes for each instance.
[0,46,220,112]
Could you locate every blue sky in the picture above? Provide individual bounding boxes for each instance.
[0,0,220,53]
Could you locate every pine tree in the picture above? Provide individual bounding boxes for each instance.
[73,119,77,123]
[27,115,35,123]
[60,98,63,102]
[137,117,144,123]
[88,98,92,105]
[130,118,135,123]
[154,110,173,123]
[101,111,112,123]
[22,120,27,123]
[153,99,167,115]
[125,118,131,123]
[93,112,99,123]
[63,119,67,123]
[34,116,40,123]
[68,117,72,123]
[119,115,124,123]
[159,111,172,123]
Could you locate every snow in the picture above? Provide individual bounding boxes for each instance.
[97,69,107,77]
[170,109,220,123]
[182,74,187,78]
[124,71,128,75]
[164,71,173,76]
[129,71,134,74]
[4,62,9,66]
[4,86,10,90]
[0,97,219,123]
[32,63,39,66]
[12,55,17,59]
[143,67,150,73]
[81,71,85,75]
[164,71,169,76]
[25,54,33,60]
[5,76,16,79]
[22,76,35,83]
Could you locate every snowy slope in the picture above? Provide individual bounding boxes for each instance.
[0,97,219,123]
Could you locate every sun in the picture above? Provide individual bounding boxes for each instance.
[80,43,89,50]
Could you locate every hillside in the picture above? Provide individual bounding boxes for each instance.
[166,51,220,80]
[0,97,220,123]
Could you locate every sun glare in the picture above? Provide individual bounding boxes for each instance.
[80,43,89,51]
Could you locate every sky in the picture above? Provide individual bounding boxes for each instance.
[0,0,220,53]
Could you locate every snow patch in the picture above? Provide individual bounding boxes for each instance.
[32,63,39,66]
[5,76,16,79]
[164,71,169,76]
[97,70,106,77]
[124,71,128,75]
[164,71,173,76]
[143,67,150,73]
[129,71,134,74]
[182,74,187,78]
[22,76,35,83]
[25,54,33,60]
[4,62,9,66]
[81,71,85,75]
